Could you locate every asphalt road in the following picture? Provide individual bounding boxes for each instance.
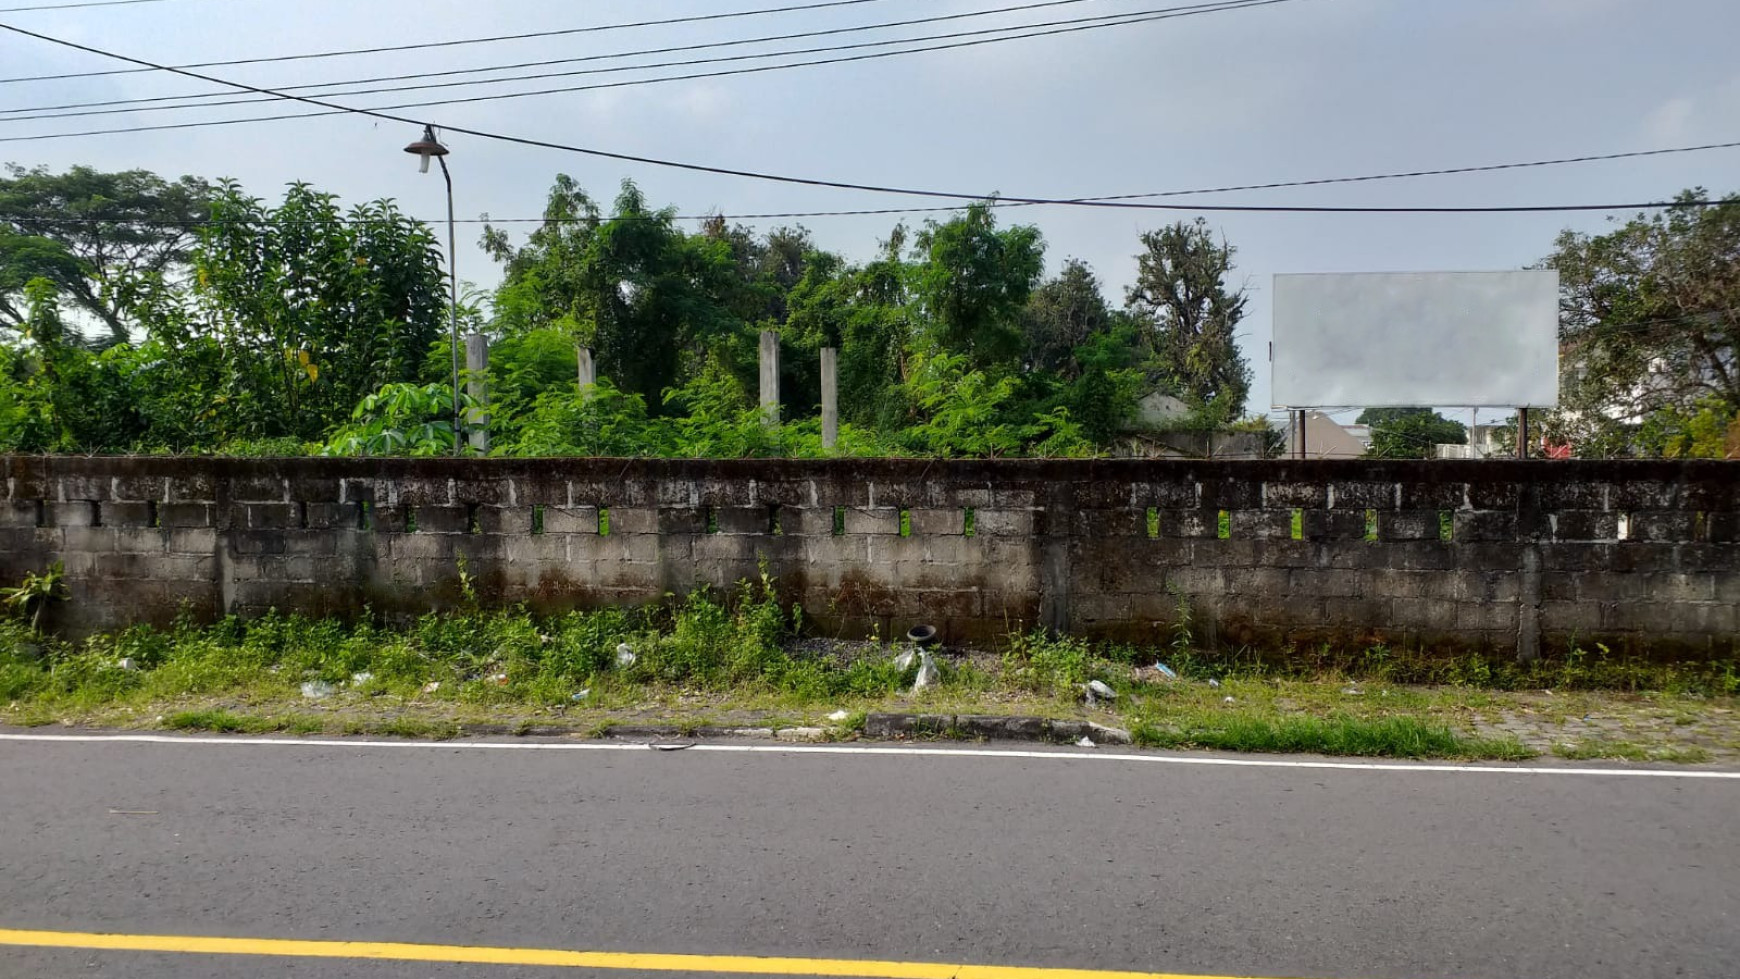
[0,734,1735,979]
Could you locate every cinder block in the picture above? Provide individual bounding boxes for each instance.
[56,475,110,502]
[472,505,532,535]
[1262,481,1327,508]
[1303,509,1365,542]
[1626,511,1696,543]
[542,506,600,535]
[1550,510,1618,542]
[165,473,215,502]
[245,503,301,531]
[412,505,470,535]
[49,501,98,528]
[302,502,356,531]
[166,528,218,554]
[1398,480,1466,510]
[1159,508,1215,539]
[656,507,705,535]
[391,534,453,561]
[100,501,154,528]
[1199,479,1262,510]
[1391,597,1458,631]
[110,475,166,502]
[605,508,658,535]
[1609,481,1680,510]
[1132,480,1198,509]
[843,507,900,536]
[1455,602,1517,631]
[1328,481,1397,510]
[229,475,287,503]
[1609,543,1679,574]
[908,508,965,537]
[393,478,453,507]
[1453,510,1518,542]
[1377,510,1440,542]
[1231,509,1292,540]
[781,507,836,537]
[157,503,215,529]
[1289,568,1365,598]
[714,507,772,536]
[0,501,42,528]
[1639,572,1715,604]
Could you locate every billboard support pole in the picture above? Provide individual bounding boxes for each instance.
[1516,407,1530,459]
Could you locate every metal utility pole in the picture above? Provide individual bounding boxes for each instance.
[405,125,463,455]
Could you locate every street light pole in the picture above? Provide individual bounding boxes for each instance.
[405,125,462,455]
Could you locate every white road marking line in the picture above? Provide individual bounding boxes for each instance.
[2,731,1737,779]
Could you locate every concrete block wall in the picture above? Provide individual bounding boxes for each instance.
[1,457,1735,657]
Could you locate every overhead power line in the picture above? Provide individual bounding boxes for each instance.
[0,0,906,83]
[0,0,172,11]
[1,16,1734,216]
[0,0,1115,118]
[0,1,1276,127]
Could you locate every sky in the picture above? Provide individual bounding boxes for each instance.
[3,0,1738,421]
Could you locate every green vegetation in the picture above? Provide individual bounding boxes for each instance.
[2,569,1736,764]
[1131,713,1530,761]
[1545,192,1740,458]
[1,166,1273,459]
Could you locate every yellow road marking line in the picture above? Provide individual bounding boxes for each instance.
[0,928,1273,979]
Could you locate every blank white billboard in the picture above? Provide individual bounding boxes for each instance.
[1271,270,1560,409]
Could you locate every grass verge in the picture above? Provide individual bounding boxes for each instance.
[1132,712,1533,760]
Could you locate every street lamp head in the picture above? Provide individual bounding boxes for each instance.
[404,125,449,174]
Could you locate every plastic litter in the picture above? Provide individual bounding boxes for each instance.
[1076,736,1096,748]
[350,671,374,686]
[892,648,918,672]
[300,680,336,700]
[1342,686,1363,696]
[827,710,851,722]
[1207,678,1221,689]
[117,657,139,672]
[615,643,637,668]
[421,681,441,694]
[1154,662,1178,680]
[912,650,940,691]
[571,689,590,702]
[489,673,509,685]
[649,742,694,751]
[1223,695,1236,704]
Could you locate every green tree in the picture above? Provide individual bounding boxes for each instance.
[1125,219,1251,426]
[910,203,1044,371]
[172,181,447,444]
[1548,191,1739,456]
[1358,407,1467,459]
[0,164,213,345]
[484,179,744,412]
[1021,259,1111,378]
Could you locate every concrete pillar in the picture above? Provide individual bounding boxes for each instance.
[820,346,838,450]
[759,330,780,425]
[577,346,596,402]
[464,331,489,453]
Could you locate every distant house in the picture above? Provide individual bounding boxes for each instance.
[1284,411,1368,459]
[1118,391,1268,459]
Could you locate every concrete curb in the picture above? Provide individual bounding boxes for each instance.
[445,716,1131,746]
[862,713,1132,745]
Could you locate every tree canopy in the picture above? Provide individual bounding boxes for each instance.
[0,167,1286,458]
[1547,192,1740,458]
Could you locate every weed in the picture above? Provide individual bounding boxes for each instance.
[1002,630,1093,690]
[1132,712,1531,761]
[1,563,64,632]
[164,709,272,734]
